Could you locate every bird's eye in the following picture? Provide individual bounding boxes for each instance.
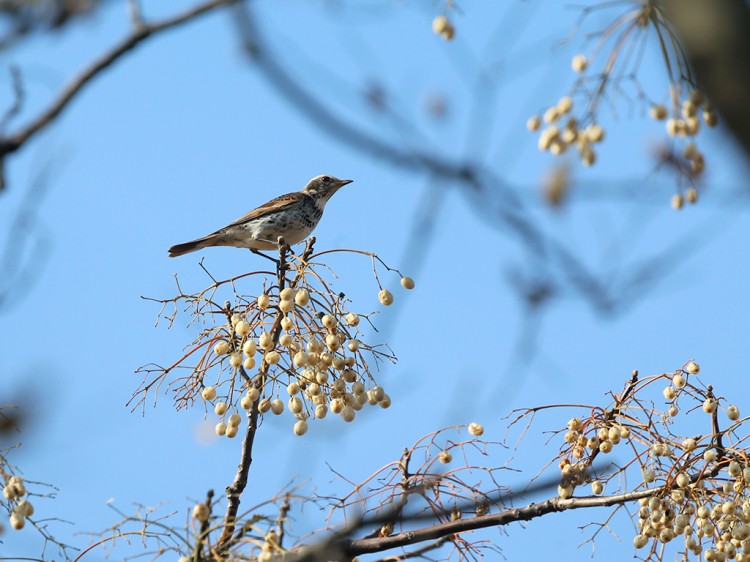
[321,175,331,182]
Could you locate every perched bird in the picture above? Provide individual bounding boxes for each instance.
[168,175,352,257]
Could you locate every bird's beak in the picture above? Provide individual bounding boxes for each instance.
[337,179,353,187]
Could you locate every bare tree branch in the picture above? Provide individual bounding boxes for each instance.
[0,0,240,191]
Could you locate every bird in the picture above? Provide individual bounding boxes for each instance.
[168,175,353,258]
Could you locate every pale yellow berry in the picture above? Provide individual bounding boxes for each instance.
[538,126,558,150]
[650,104,668,120]
[279,287,295,301]
[347,339,360,353]
[245,388,259,403]
[686,361,700,374]
[703,111,718,127]
[690,154,705,174]
[293,351,309,367]
[619,426,630,439]
[293,419,308,436]
[235,320,251,336]
[686,187,698,204]
[330,398,344,414]
[288,397,303,414]
[567,418,583,431]
[680,438,696,452]
[306,338,323,353]
[259,398,271,413]
[668,405,679,417]
[259,332,274,351]
[325,334,340,352]
[571,54,588,72]
[581,145,596,166]
[10,512,25,530]
[202,386,217,401]
[468,422,484,436]
[599,441,613,454]
[729,461,742,477]
[193,503,209,521]
[378,289,394,306]
[16,500,33,517]
[240,394,253,410]
[214,340,230,355]
[243,356,256,370]
[264,351,281,365]
[287,381,301,396]
[229,352,242,368]
[215,422,227,436]
[243,339,257,356]
[527,115,541,132]
[585,124,605,143]
[294,289,310,306]
[682,100,698,118]
[228,413,242,427]
[564,430,578,444]
[379,394,391,408]
[557,96,573,114]
[400,276,415,290]
[561,127,577,143]
[257,293,270,309]
[281,316,293,331]
[226,425,239,438]
[341,406,356,422]
[279,334,294,347]
[432,14,449,35]
[544,106,560,124]
[271,399,284,415]
[558,484,573,498]
[315,404,328,419]
[439,450,452,464]
[633,534,648,549]
[345,313,359,327]
[663,386,676,400]
[704,449,718,463]
[278,299,293,313]
[684,116,700,135]
[703,398,717,414]
[727,405,740,421]
[591,480,604,495]
[214,401,228,416]
[677,472,691,488]
[642,469,656,483]
[666,118,683,136]
[672,373,686,388]
[321,314,335,328]
[671,193,684,210]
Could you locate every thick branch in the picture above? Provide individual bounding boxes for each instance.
[345,486,658,556]
[216,239,317,554]
[0,0,239,190]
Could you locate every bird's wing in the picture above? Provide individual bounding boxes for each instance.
[224,192,306,228]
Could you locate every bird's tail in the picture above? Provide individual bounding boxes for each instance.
[168,235,216,257]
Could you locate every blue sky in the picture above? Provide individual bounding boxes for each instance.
[1,1,749,560]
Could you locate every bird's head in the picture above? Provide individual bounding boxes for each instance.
[302,175,353,202]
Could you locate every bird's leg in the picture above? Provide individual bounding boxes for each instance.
[250,248,280,267]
